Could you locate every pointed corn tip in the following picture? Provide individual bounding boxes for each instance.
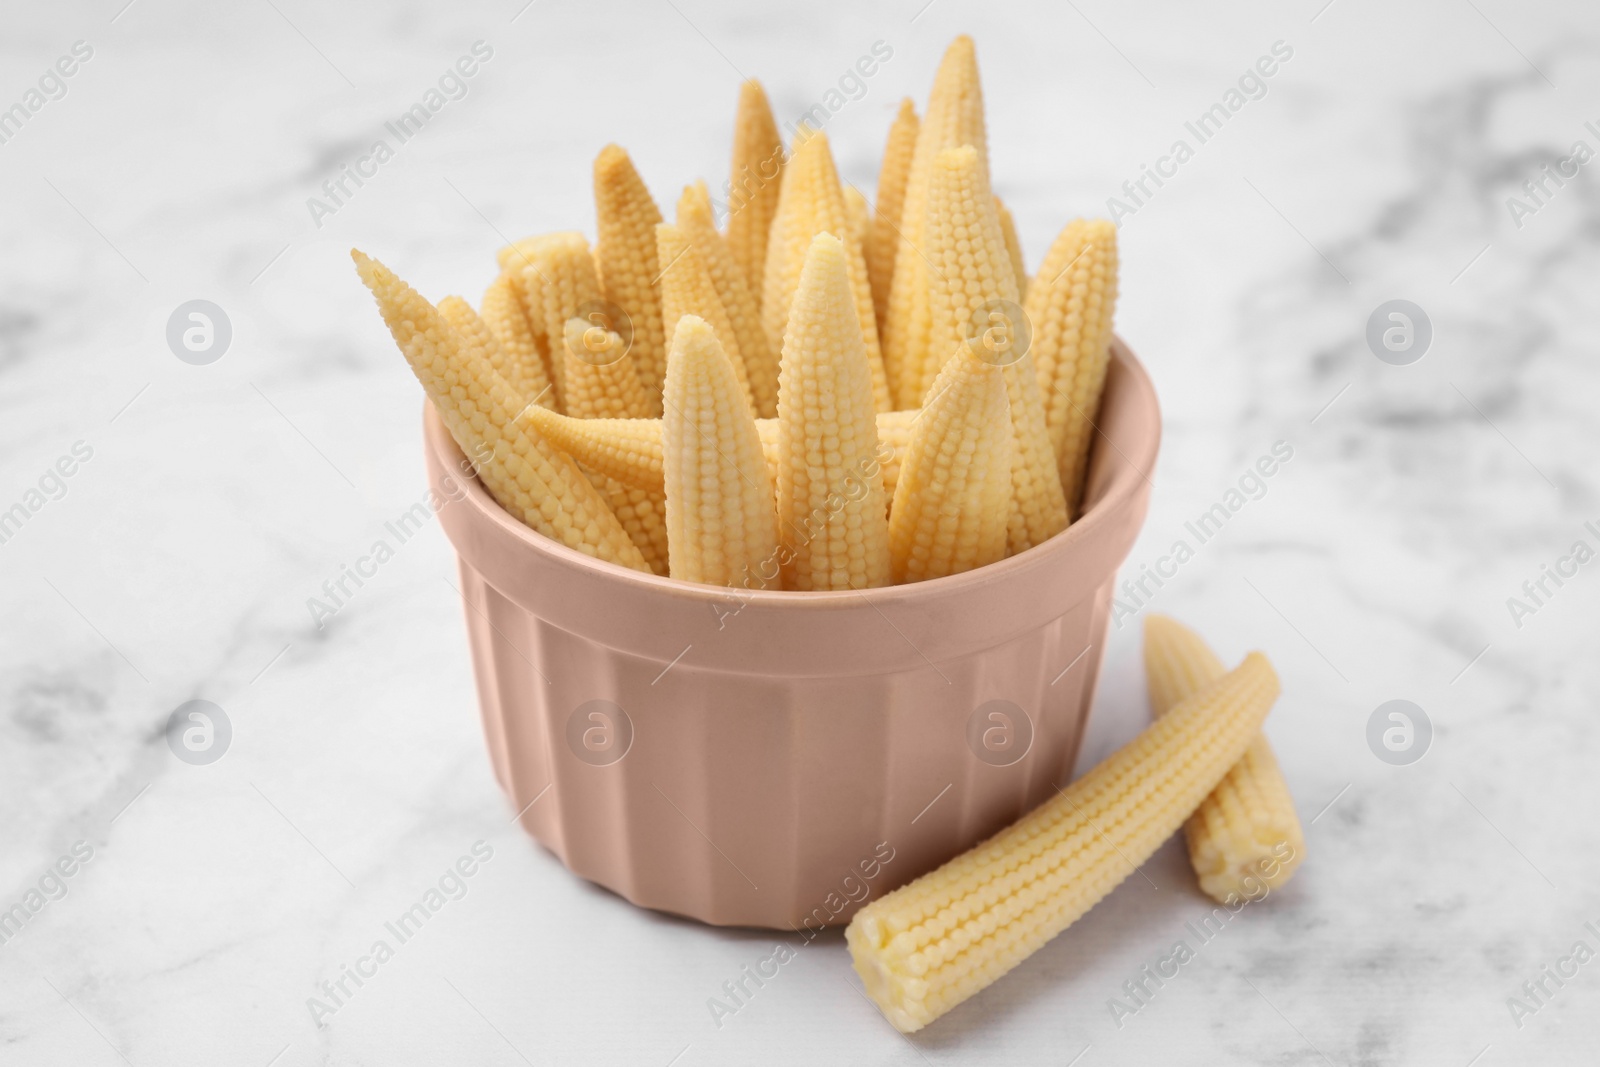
[668,313,736,385]
[351,250,391,290]
[944,34,977,59]
[671,312,713,350]
[932,35,981,96]
[789,126,837,168]
[802,230,846,268]
[810,229,844,250]
[897,96,916,118]
[1241,650,1281,692]
[595,142,632,174]
[1143,614,1200,652]
[793,231,852,304]
[739,79,769,104]
[350,249,379,279]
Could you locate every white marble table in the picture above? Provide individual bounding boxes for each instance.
[2,0,1597,1063]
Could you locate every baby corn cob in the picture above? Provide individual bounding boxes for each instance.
[661,316,781,587]
[725,80,786,305]
[872,409,915,505]
[844,186,870,258]
[560,318,654,421]
[536,319,664,571]
[847,651,1282,1033]
[676,182,781,418]
[496,237,546,273]
[520,410,665,489]
[866,98,919,339]
[1145,616,1305,903]
[438,295,494,347]
[597,476,668,575]
[353,251,648,572]
[995,196,1027,303]
[594,144,668,402]
[924,145,1067,556]
[883,35,988,409]
[887,347,1013,584]
[527,410,911,500]
[526,232,607,413]
[761,129,890,412]
[913,144,1012,399]
[775,234,892,590]
[1024,218,1118,515]
[550,328,664,574]
[494,239,555,371]
[438,295,536,411]
[479,272,556,410]
[656,223,756,411]
[557,316,668,575]
[1145,615,1227,717]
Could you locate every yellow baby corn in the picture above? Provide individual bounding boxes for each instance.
[496,236,546,273]
[1145,615,1227,717]
[913,144,1010,398]
[774,234,891,590]
[661,316,780,587]
[844,185,870,258]
[352,251,647,572]
[676,181,781,418]
[1145,615,1305,903]
[887,347,1013,584]
[512,299,662,575]
[1024,218,1118,514]
[437,295,537,413]
[924,145,1066,555]
[883,35,988,409]
[726,80,786,305]
[479,272,555,410]
[520,410,664,489]
[995,196,1027,303]
[594,144,668,402]
[595,477,668,575]
[525,231,607,412]
[867,98,919,339]
[437,295,494,347]
[495,239,555,371]
[872,408,915,504]
[530,410,909,501]
[557,314,666,575]
[655,223,755,411]
[560,318,654,421]
[554,314,672,576]
[846,651,1282,1033]
[761,129,890,412]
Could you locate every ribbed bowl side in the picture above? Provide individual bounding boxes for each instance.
[428,341,1159,929]
[453,526,1129,930]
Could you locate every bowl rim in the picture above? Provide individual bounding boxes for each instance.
[424,335,1159,610]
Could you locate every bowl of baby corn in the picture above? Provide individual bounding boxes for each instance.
[353,34,1305,1033]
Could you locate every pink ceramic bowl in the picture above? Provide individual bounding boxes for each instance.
[424,338,1160,929]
